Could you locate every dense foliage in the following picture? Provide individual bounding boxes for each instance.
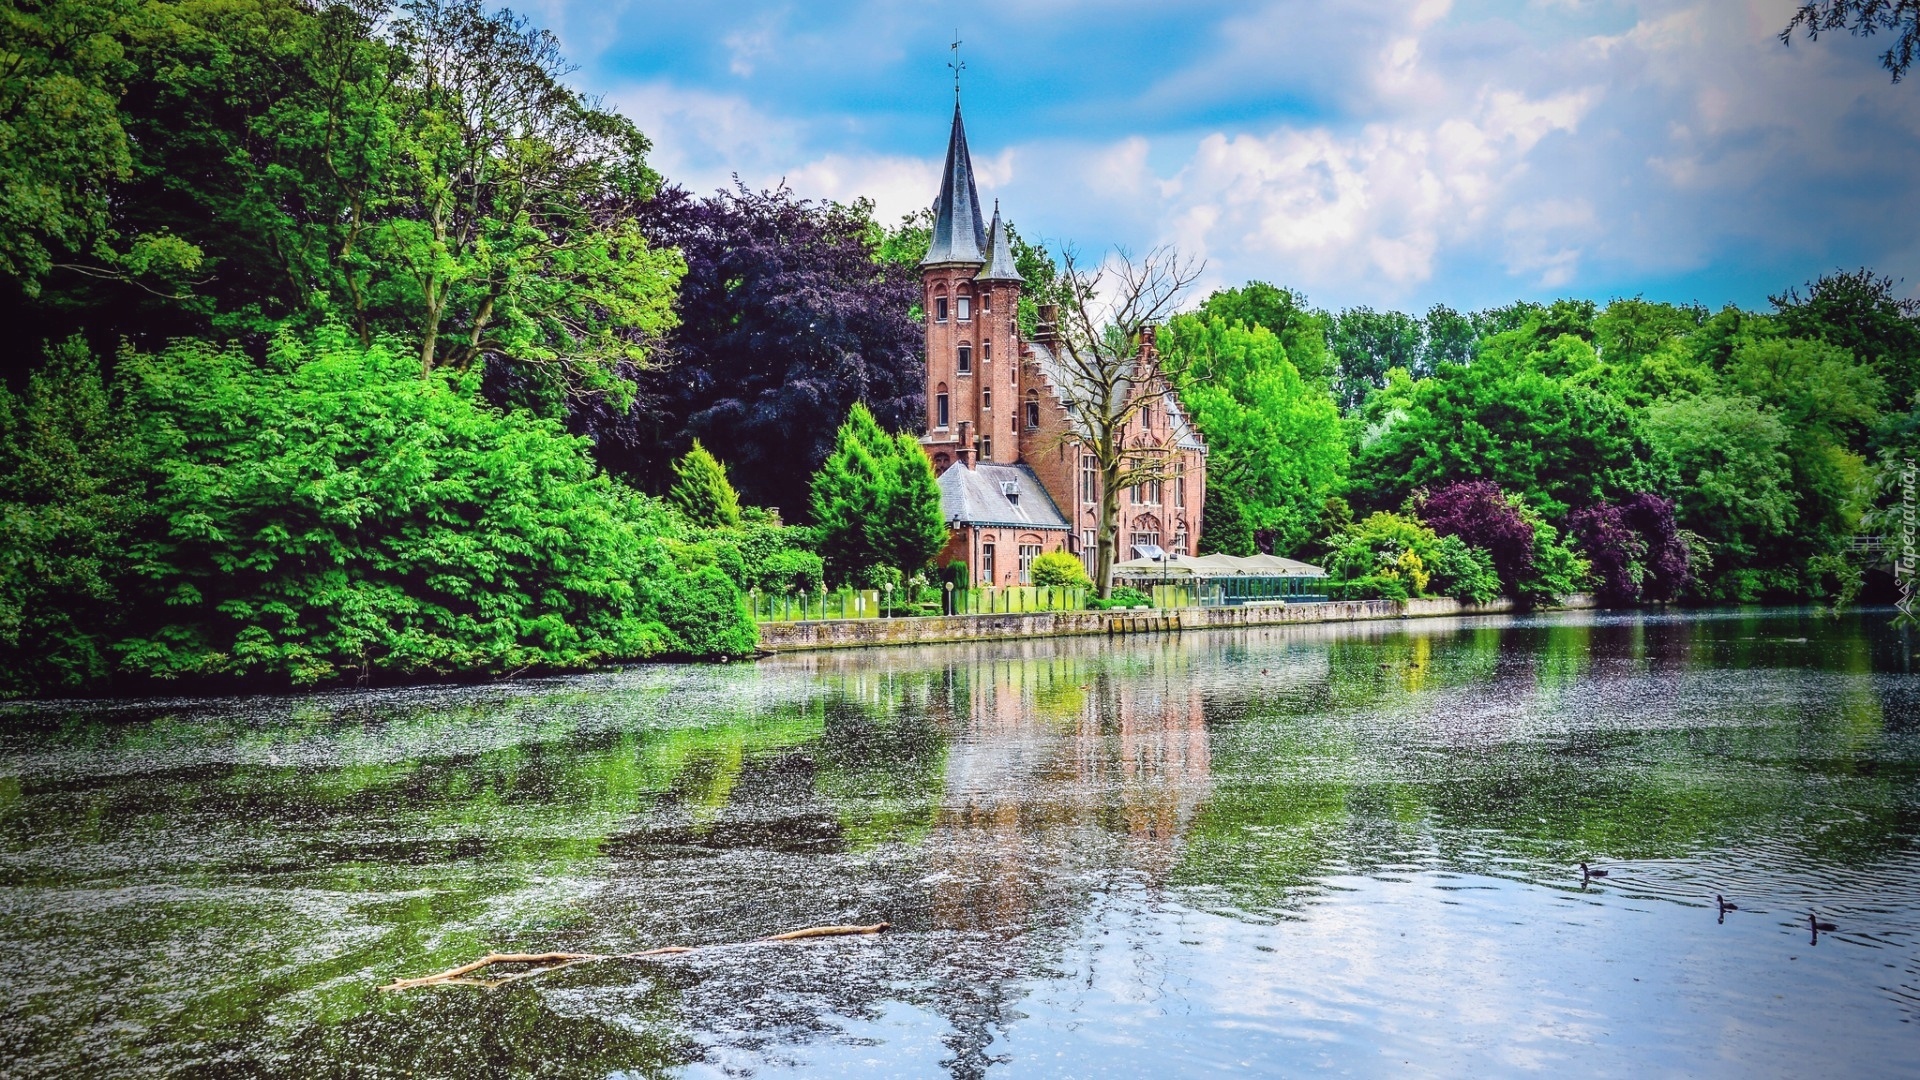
[1162,314,1347,555]
[1028,550,1093,589]
[627,184,923,516]
[0,332,757,696]
[809,403,947,586]
[669,441,742,529]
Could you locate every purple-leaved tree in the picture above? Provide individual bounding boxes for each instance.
[1417,481,1535,596]
[1569,494,1691,606]
[607,183,923,516]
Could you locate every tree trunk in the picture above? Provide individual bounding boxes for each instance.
[1096,466,1121,598]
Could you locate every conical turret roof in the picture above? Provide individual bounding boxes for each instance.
[921,102,987,267]
[977,200,1023,283]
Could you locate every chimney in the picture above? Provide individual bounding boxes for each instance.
[1136,320,1160,361]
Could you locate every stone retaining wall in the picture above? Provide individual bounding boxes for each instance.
[755,595,1594,653]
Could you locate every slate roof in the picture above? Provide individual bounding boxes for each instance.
[921,103,987,267]
[938,462,1071,530]
[976,201,1022,283]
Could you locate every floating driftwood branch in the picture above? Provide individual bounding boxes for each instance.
[379,922,890,992]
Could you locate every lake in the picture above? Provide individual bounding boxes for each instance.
[3,609,1917,1077]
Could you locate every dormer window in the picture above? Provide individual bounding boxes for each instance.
[957,344,972,374]
[935,296,949,323]
[1001,481,1021,506]
[957,296,972,322]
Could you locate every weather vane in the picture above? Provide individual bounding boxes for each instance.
[948,31,965,101]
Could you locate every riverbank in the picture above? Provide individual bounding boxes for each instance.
[755,594,1598,653]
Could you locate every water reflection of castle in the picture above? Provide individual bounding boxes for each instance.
[915,645,1215,932]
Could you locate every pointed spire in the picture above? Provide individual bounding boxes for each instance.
[921,102,987,267]
[977,199,1023,283]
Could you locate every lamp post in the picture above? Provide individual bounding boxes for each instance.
[884,581,894,618]
[944,580,954,616]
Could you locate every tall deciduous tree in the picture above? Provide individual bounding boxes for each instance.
[633,184,922,516]
[1194,282,1333,385]
[1162,314,1346,556]
[1329,307,1425,411]
[1352,345,1659,520]
[1049,247,1205,596]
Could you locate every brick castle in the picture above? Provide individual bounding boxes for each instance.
[917,101,1207,586]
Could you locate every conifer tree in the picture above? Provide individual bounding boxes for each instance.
[668,440,741,528]
[879,431,948,581]
[810,404,945,584]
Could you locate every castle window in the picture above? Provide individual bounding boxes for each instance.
[936,385,950,429]
[1018,544,1042,584]
[983,341,991,362]
[981,542,995,583]
[957,344,972,374]
[957,295,972,322]
[980,436,993,462]
[982,389,992,411]
[1080,454,1097,503]
[935,296,949,323]
[1025,390,1040,430]
[1176,462,1187,508]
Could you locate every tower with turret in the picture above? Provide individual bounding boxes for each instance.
[916,101,1207,587]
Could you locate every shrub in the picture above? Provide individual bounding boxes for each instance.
[757,549,824,595]
[4,330,759,695]
[1429,534,1502,605]
[1089,585,1153,609]
[1029,550,1092,588]
[648,565,758,657]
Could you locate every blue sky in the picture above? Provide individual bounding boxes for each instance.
[533,0,1920,314]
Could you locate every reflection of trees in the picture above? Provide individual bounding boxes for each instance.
[1173,610,1907,918]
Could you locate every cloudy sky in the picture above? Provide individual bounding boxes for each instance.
[534,0,1919,314]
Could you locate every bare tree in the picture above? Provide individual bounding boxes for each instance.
[1048,246,1205,597]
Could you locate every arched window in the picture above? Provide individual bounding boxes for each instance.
[934,452,951,471]
[1025,390,1040,430]
[935,382,950,429]
[957,344,972,374]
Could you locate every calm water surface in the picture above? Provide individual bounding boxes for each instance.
[3,609,1919,1077]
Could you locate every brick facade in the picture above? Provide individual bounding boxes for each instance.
[916,102,1205,586]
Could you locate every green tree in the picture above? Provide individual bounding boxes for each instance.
[1198,481,1256,557]
[1195,282,1333,385]
[1643,394,1795,571]
[1329,306,1425,410]
[0,0,140,290]
[668,440,741,528]
[1163,314,1347,555]
[0,337,142,693]
[810,403,943,584]
[1352,347,1658,519]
